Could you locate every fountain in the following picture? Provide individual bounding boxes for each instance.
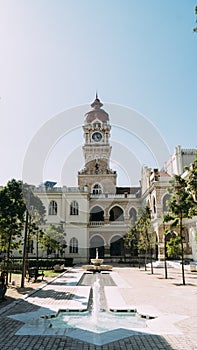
[11,269,154,346]
[82,248,112,272]
[49,272,146,336]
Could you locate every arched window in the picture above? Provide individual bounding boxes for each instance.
[93,121,101,128]
[70,201,79,215]
[69,237,78,253]
[92,184,102,194]
[48,201,57,215]
[129,207,137,223]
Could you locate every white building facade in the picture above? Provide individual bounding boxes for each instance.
[28,97,197,264]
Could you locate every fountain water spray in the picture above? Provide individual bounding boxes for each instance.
[92,275,101,324]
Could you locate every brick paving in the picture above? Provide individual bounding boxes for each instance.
[0,265,197,349]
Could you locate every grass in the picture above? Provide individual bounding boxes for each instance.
[43,270,62,277]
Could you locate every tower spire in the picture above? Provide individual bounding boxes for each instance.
[91,93,103,109]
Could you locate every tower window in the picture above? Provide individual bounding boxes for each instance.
[92,184,102,194]
[93,122,101,128]
[48,201,57,215]
[70,201,79,215]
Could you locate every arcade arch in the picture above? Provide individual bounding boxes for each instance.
[89,235,105,259]
[109,234,124,256]
[90,206,104,221]
[109,205,124,222]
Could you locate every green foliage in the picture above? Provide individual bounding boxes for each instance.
[137,206,156,252]
[124,220,139,256]
[166,236,182,259]
[167,175,196,221]
[186,153,197,205]
[23,183,46,236]
[125,206,156,254]
[0,179,26,260]
[40,224,66,256]
[125,205,156,272]
[163,174,196,284]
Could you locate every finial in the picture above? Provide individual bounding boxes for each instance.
[91,92,103,109]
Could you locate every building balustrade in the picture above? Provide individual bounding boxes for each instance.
[90,193,137,199]
[89,220,125,226]
[89,221,105,226]
[34,186,88,193]
[110,220,125,225]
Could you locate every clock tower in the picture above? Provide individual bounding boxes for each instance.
[78,95,117,193]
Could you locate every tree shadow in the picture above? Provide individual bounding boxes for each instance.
[22,288,86,301]
[157,277,175,280]
[173,283,197,286]
[0,295,16,308]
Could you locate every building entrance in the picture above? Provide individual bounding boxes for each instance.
[89,235,105,259]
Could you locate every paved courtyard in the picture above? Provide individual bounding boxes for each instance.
[0,264,197,349]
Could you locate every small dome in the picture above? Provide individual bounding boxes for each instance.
[84,95,109,123]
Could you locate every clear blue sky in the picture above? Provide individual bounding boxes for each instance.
[0,1,196,186]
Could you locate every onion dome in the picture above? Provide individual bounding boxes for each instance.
[84,93,109,123]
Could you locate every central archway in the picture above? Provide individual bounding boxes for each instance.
[89,235,105,259]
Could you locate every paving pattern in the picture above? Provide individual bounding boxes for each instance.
[0,266,197,349]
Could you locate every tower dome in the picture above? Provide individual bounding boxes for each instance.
[84,94,109,123]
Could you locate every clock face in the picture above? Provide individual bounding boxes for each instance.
[92,132,102,142]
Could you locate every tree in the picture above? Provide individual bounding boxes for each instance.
[162,218,178,280]
[136,206,156,274]
[40,224,65,263]
[21,184,46,287]
[166,235,182,259]
[186,154,197,204]
[124,219,139,264]
[163,175,196,285]
[125,206,156,272]
[23,184,46,260]
[0,179,26,273]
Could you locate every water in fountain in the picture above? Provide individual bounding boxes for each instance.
[91,275,100,324]
[50,273,146,333]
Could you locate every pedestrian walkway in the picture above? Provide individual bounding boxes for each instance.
[0,265,197,349]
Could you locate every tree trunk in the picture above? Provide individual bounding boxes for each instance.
[6,232,12,283]
[150,247,154,274]
[36,233,39,264]
[164,233,168,279]
[21,209,29,288]
[144,251,147,271]
[180,213,185,285]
